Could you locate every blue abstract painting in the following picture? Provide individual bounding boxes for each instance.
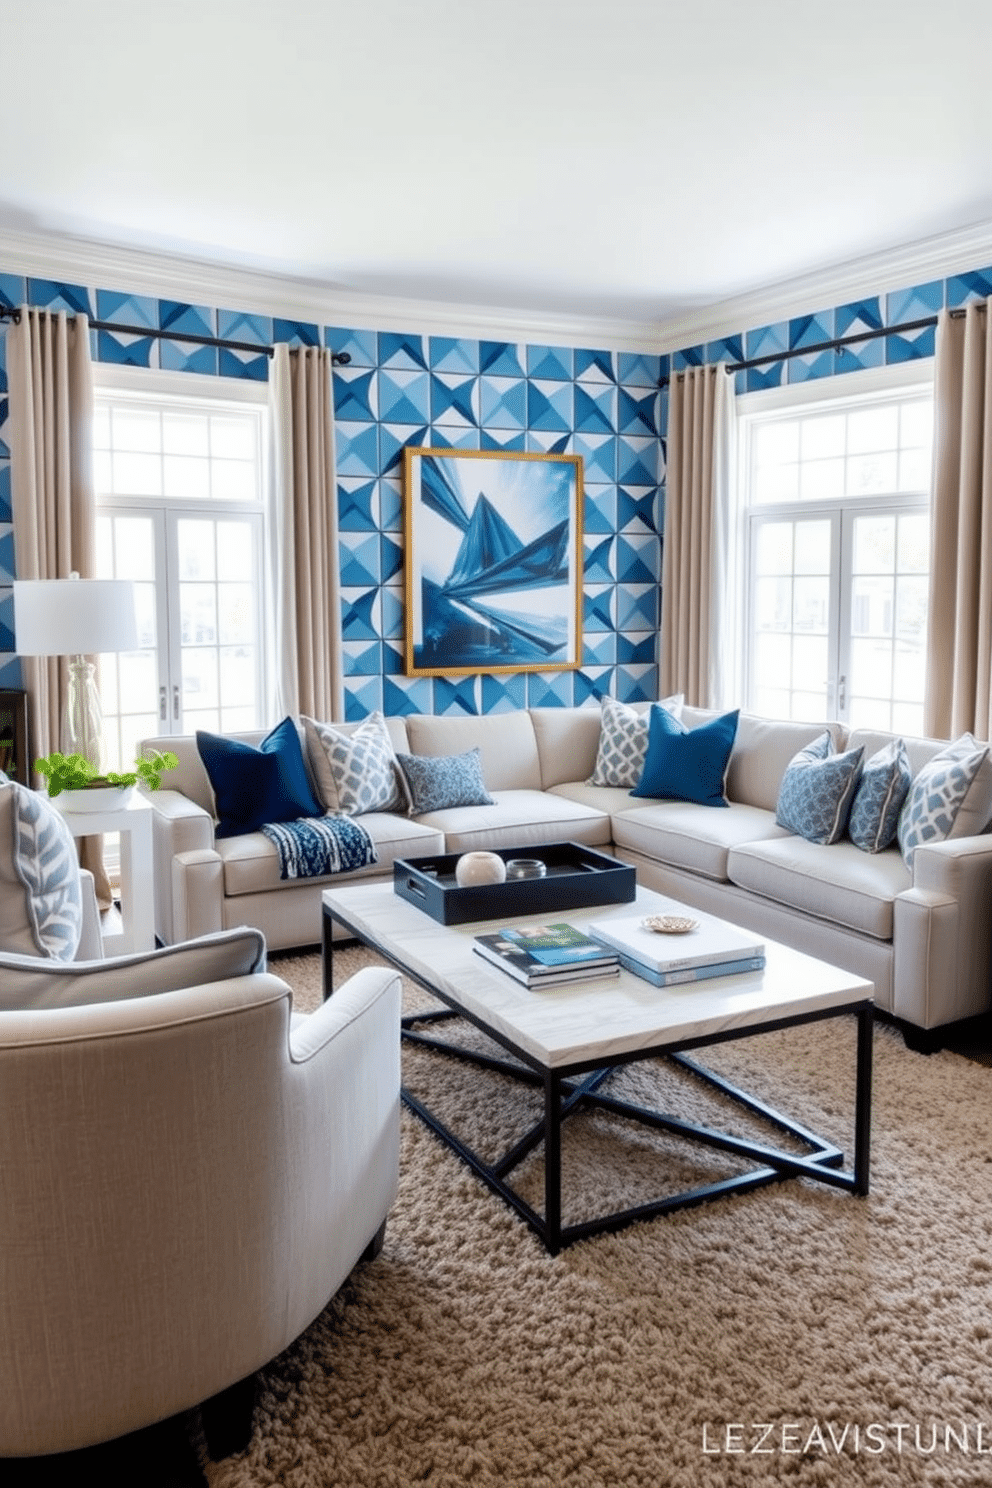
[403,447,583,675]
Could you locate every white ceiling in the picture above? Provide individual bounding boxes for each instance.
[2,0,991,337]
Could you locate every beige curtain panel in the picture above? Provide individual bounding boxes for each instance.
[661,363,736,707]
[925,301,992,740]
[8,307,111,905]
[269,345,344,723]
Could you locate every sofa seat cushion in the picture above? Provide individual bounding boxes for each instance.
[421,790,611,853]
[727,836,911,939]
[216,814,444,896]
[611,802,788,881]
[548,781,651,817]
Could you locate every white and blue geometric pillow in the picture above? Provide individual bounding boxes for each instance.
[848,738,912,853]
[303,712,406,816]
[775,732,865,845]
[0,780,83,961]
[897,735,991,867]
[587,692,684,788]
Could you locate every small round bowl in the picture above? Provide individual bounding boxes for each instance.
[642,914,699,935]
[505,858,547,880]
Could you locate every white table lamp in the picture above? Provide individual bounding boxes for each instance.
[13,575,139,771]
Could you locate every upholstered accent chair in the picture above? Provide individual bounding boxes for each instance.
[0,932,401,1459]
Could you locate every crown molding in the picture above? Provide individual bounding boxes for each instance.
[0,225,661,354]
[654,218,992,352]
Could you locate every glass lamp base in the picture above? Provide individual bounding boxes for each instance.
[63,657,104,771]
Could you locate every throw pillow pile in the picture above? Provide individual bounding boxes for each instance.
[771,727,992,861]
[586,693,684,788]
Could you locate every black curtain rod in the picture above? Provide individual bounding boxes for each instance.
[0,304,352,365]
[659,304,987,387]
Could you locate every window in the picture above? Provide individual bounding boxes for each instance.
[740,367,933,733]
[93,370,268,770]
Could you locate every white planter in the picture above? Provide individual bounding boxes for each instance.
[57,784,136,813]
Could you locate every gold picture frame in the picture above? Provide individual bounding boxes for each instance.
[402,446,584,678]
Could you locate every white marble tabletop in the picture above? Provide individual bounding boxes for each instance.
[322,881,873,1070]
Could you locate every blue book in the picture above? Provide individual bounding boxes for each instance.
[611,949,766,988]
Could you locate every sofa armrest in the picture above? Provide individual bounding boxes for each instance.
[895,835,992,1026]
[282,966,402,1327]
[171,848,225,945]
[147,790,216,944]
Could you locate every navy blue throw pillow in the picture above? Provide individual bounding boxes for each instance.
[630,704,740,808]
[197,717,323,838]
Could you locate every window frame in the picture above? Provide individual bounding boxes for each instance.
[92,364,271,755]
[736,360,934,728]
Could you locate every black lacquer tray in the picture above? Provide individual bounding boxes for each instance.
[393,841,635,926]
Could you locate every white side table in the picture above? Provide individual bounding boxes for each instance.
[51,794,155,956]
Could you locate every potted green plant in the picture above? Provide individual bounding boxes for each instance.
[34,748,179,812]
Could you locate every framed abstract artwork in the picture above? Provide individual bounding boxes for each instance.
[402,447,584,677]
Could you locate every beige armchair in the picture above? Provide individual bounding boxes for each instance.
[0,932,401,1459]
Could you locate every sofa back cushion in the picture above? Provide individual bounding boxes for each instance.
[404,711,542,792]
[530,707,606,789]
[681,709,845,812]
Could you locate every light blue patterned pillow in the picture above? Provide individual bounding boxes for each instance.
[848,739,912,853]
[775,732,864,846]
[396,748,494,815]
[897,735,991,867]
[0,780,83,960]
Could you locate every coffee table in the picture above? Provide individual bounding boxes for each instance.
[322,881,873,1254]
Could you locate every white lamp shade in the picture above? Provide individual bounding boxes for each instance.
[13,579,139,656]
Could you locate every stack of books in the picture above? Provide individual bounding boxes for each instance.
[585,910,765,987]
[473,921,620,988]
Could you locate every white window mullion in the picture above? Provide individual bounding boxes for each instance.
[835,510,855,721]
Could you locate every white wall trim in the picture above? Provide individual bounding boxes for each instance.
[94,361,269,404]
[656,218,992,353]
[0,225,661,354]
[734,358,934,417]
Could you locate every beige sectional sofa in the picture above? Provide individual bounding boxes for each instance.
[142,704,992,1039]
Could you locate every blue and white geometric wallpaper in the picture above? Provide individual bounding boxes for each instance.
[3,255,992,719]
[0,272,666,719]
[670,271,992,390]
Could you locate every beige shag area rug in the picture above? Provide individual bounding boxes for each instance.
[204,944,992,1488]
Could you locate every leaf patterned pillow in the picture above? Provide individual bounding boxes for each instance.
[0,780,83,960]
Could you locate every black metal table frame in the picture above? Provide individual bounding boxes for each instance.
[323,904,873,1256]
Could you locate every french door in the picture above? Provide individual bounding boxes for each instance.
[95,506,264,770]
[747,500,929,734]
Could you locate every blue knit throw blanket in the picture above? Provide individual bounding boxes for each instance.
[260,815,378,880]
